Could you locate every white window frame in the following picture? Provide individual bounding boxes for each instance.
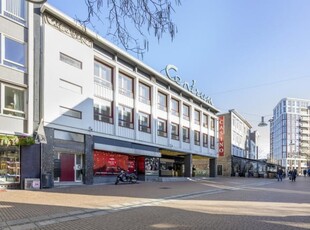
[139,82,151,105]
[171,123,179,140]
[203,133,208,147]
[94,61,113,89]
[119,73,133,98]
[1,0,27,25]
[194,130,200,146]
[138,112,151,133]
[182,126,190,143]
[158,92,167,111]
[183,104,190,120]
[157,118,167,137]
[203,114,208,128]
[194,110,200,125]
[118,105,134,128]
[1,34,27,72]
[94,100,113,124]
[210,135,215,149]
[171,98,179,116]
[2,83,26,118]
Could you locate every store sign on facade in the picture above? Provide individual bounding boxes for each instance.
[165,64,213,105]
[218,116,225,156]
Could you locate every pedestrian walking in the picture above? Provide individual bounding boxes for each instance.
[308,168,310,177]
[277,168,283,181]
[288,169,292,180]
[303,169,307,177]
[291,168,297,182]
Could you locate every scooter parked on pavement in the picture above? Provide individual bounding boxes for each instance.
[115,169,137,185]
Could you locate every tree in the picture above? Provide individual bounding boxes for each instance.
[80,0,181,56]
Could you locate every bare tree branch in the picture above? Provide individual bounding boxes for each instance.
[77,0,181,57]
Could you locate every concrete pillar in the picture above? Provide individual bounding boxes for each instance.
[209,158,217,177]
[184,154,192,177]
[84,134,94,185]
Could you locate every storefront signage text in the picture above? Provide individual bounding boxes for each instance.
[218,116,225,156]
[165,64,213,105]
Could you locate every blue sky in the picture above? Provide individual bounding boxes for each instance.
[47,0,310,157]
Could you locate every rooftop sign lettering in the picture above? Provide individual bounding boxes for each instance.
[165,64,213,105]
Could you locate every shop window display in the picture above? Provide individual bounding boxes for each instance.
[93,151,136,176]
[0,149,20,184]
[145,157,159,176]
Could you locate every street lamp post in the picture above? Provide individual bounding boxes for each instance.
[25,0,47,4]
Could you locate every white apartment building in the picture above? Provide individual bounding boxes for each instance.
[37,4,219,186]
[271,97,310,175]
[0,0,39,189]
[217,110,253,176]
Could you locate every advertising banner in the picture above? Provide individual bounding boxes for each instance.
[218,116,225,156]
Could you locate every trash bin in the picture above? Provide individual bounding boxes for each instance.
[42,172,53,188]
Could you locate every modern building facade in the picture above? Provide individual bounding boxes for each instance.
[271,97,310,175]
[28,3,220,187]
[217,110,262,177]
[0,0,42,189]
[249,131,259,159]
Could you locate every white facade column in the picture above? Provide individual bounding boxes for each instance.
[27,3,34,135]
[189,100,194,150]
[212,116,218,158]
[167,92,172,146]
[113,61,119,136]
[180,100,184,149]
[151,77,157,144]
[134,75,139,139]
[199,107,203,152]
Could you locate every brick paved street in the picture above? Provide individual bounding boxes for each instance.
[0,177,309,230]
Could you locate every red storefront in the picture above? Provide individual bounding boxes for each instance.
[93,150,159,183]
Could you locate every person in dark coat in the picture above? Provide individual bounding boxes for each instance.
[291,168,297,182]
[277,168,283,181]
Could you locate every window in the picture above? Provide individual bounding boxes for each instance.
[211,117,215,130]
[183,127,190,143]
[139,112,151,133]
[183,104,190,120]
[60,53,82,69]
[119,73,133,98]
[118,105,134,128]
[139,83,151,105]
[171,98,179,116]
[158,119,167,137]
[94,100,113,123]
[2,36,26,71]
[194,131,200,146]
[210,135,215,149]
[171,123,179,140]
[203,133,208,147]
[158,92,167,111]
[94,61,113,88]
[60,106,82,119]
[59,79,82,94]
[194,110,200,125]
[54,130,84,142]
[203,114,208,128]
[3,85,25,118]
[2,0,26,24]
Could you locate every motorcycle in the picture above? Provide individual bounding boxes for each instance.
[115,169,137,185]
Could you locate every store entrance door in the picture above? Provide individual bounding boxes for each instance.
[60,153,75,181]
[217,165,223,176]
